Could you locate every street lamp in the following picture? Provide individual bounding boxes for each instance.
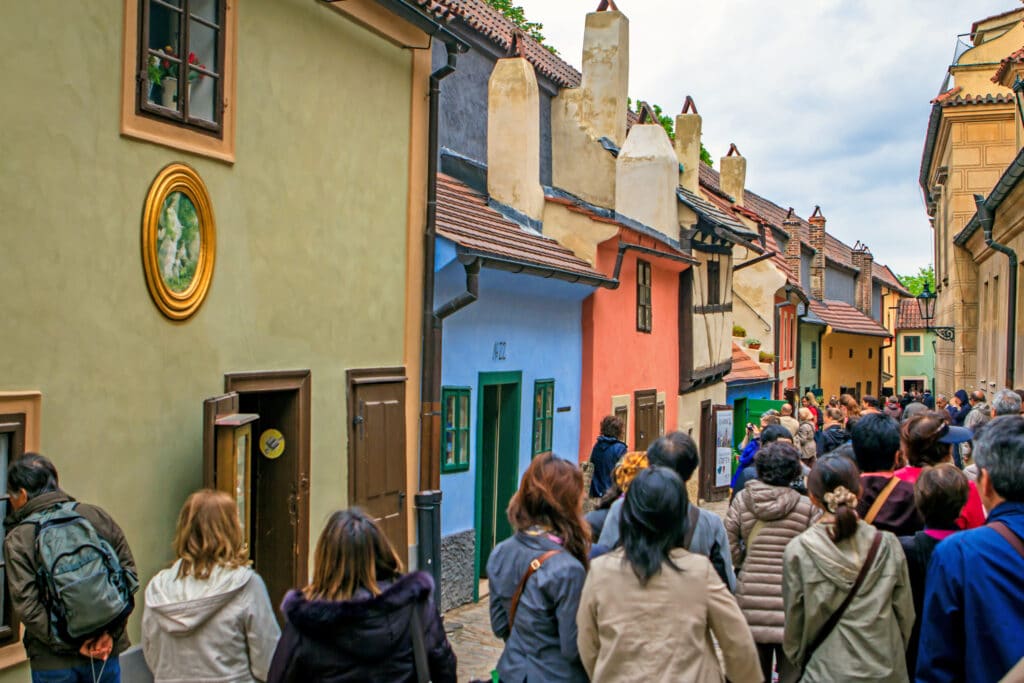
[916,281,955,342]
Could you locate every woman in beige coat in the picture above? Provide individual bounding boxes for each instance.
[782,454,915,682]
[726,442,818,683]
[577,467,761,683]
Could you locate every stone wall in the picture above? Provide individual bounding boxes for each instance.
[440,529,476,612]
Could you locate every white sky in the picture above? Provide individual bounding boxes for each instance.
[514,0,1014,275]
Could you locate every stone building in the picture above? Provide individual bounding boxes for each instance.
[920,7,1024,395]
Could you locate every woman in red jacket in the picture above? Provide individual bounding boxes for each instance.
[894,412,986,528]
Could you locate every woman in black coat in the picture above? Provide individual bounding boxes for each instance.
[267,509,456,683]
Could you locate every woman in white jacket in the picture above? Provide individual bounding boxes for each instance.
[143,490,280,682]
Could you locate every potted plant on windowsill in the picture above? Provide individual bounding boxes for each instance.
[148,47,206,109]
[732,324,746,338]
[745,337,761,350]
[758,351,775,364]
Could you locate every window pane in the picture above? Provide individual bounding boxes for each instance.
[534,387,544,420]
[187,19,218,123]
[458,394,469,429]
[444,431,455,466]
[533,425,542,454]
[457,430,469,465]
[545,385,554,417]
[444,393,456,429]
[190,0,218,23]
[147,1,183,110]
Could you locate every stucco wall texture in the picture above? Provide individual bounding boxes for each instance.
[897,331,936,392]
[0,2,415,674]
[818,332,883,399]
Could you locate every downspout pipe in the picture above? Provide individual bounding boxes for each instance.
[774,301,786,398]
[975,194,1018,388]
[434,259,480,319]
[421,40,463,494]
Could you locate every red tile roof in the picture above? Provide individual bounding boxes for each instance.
[724,343,772,384]
[413,0,582,88]
[896,298,927,330]
[937,92,1015,107]
[931,86,963,105]
[874,263,910,296]
[994,46,1024,83]
[808,299,890,337]
[436,174,608,281]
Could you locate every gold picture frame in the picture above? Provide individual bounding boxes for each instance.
[141,163,216,320]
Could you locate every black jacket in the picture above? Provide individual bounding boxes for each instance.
[588,436,627,498]
[814,425,850,456]
[267,571,456,683]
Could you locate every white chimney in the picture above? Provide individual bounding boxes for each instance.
[616,103,678,237]
[720,143,747,206]
[674,96,701,194]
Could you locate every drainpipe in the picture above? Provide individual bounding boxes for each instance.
[434,258,480,319]
[774,302,786,399]
[975,194,1018,388]
[420,41,463,496]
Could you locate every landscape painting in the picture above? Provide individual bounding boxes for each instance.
[157,190,201,293]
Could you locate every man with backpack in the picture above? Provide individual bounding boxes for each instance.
[4,453,137,682]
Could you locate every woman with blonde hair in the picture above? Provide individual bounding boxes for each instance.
[840,393,862,428]
[596,451,649,548]
[488,453,591,682]
[267,508,455,682]
[143,490,280,682]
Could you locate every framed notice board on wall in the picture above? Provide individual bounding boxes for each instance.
[698,401,734,501]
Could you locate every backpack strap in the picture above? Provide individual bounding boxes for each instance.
[801,531,883,671]
[682,503,701,551]
[864,477,900,525]
[410,603,430,683]
[508,550,560,630]
[988,521,1024,561]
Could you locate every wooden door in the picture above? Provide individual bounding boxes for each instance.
[348,371,408,552]
[634,389,658,452]
[478,380,521,577]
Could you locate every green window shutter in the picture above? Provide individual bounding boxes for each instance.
[441,387,471,473]
[532,380,555,456]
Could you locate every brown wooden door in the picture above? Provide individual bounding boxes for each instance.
[349,371,408,552]
[202,392,239,488]
[634,389,658,451]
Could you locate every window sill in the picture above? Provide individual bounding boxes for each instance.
[441,465,470,475]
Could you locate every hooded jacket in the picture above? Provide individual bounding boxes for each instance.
[588,436,627,498]
[725,480,819,643]
[267,571,455,683]
[142,562,279,682]
[814,424,850,457]
[952,391,971,426]
[3,490,136,671]
[782,521,914,682]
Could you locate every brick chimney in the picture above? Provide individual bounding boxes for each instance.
[674,96,701,194]
[616,102,678,236]
[487,39,544,220]
[808,206,826,301]
[851,242,874,317]
[782,207,801,286]
[720,143,746,206]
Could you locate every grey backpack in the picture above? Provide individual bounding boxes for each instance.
[24,502,137,645]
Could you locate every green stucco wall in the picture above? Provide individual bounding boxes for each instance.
[897,331,937,393]
[798,322,823,395]
[0,1,413,676]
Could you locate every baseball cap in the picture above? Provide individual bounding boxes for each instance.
[938,424,973,445]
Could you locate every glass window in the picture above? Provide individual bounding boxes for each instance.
[532,381,554,456]
[707,260,721,305]
[904,335,922,353]
[441,387,470,473]
[140,0,226,134]
[636,260,652,333]
[810,342,817,369]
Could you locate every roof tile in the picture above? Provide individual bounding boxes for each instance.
[808,299,890,337]
[724,343,772,384]
[896,298,927,330]
[993,46,1024,83]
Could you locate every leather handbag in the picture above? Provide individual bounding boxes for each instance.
[508,550,561,629]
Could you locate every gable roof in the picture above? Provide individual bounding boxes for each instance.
[436,174,613,286]
[808,299,890,337]
[896,298,927,330]
[994,46,1024,83]
[724,343,772,385]
[412,0,581,88]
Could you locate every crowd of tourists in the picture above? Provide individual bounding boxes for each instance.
[2,385,1023,683]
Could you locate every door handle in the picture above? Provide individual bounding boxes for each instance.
[398,491,406,510]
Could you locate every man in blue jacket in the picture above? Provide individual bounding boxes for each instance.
[916,416,1024,682]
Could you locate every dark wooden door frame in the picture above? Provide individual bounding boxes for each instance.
[224,369,311,589]
[634,388,658,451]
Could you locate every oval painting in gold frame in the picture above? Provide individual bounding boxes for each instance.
[141,163,216,320]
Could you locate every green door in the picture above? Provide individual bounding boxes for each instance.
[476,371,521,580]
[733,397,787,448]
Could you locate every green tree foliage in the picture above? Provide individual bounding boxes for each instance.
[628,98,713,167]
[485,0,557,54]
[898,265,935,296]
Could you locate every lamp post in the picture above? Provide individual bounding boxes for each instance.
[916,282,955,342]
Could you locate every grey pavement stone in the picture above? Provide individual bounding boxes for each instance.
[441,529,475,612]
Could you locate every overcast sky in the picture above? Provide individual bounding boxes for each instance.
[515,0,1012,275]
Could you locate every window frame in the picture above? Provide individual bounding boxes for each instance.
[706,260,721,306]
[810,341,817,369]
[531,380,554,456]
[903,335,923,355]
[121,0,238,162]
[137,0,227,135]
[440,387,471,473]
[636,260,652,333]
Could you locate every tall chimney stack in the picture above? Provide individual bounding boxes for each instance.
[782,208,802,287]
[808,206,826,301]
[674,96,701,194]
[487,36,544,220]
[577,0,629,146]
[616,102,678,237]
[851,243,874,317]
[720,143,747,206]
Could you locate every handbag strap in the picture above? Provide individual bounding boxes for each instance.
[989,521,1024,561]
[802,531,883,669]
[508,550,560,630]
[864,477,900,525]
[410,603,430,683]
[682,503,701,550]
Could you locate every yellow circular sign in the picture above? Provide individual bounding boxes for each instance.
[259,429,285,459]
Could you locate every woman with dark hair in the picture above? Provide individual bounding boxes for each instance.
[267,509,456,682]
[726,443,818,682]
[587,415,627,498]
[732,424,793,497]
[577,468,760,682]
[894,412,985,529]
[487,453,590,682]
[783,455,914,682]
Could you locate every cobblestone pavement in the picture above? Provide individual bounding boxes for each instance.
[446,498,731,682]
